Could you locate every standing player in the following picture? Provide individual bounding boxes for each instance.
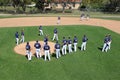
[15,31,19,45]
[86,14,90,21]
[34,40,41,58]
[62,37,67,55]
[20,29,25,43]
[52,28,58,41]
[39,25,43,36]
[57,16,61,24]
[26,42,32,61]
[81,35,88,51]
[108,34,112,50]
[73,36,78,52]
[68,37,72,53]
[44,42,51,61]
[55,41,61,59]
[80,13,85,21]
[102,35,109,52]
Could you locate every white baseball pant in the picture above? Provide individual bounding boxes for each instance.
[40,30,43,35]
[102,43,109,52]
[62,45,67,55]
[44,50,50,61]
[16,38,19,45]
[68,44,72,53]
[56,49,61,59]
[52,34,58,41]
[36,49,41,58]
[74,43,77,52]
[81,42,87,51]
[26,50,32,61]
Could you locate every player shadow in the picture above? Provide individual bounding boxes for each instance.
[78,46,81,51]
[51,53,56,58]
[98,45,103,51]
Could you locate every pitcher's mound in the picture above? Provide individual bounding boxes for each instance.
[14,41,55,56]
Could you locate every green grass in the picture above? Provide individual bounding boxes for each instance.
[0,25,120,80]
[94,17,120,21]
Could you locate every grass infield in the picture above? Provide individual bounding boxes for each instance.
[0,25,120,80]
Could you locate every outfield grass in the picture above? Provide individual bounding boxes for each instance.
[0,25,120,80]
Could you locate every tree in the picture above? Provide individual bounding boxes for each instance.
[35,0,45,12]
[0,0,10,10]
[104,0,120,12]
[12,0,32,13]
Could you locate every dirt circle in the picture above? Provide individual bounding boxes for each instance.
[14,41,55,56]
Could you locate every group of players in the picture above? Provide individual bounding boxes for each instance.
[80,13,90,21]
[15,30,25,45]
[102,34,112,52]
[15,25,112,61]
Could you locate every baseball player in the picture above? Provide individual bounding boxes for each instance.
[34,40,41,58]
[108,34,112,50]
[52,28,58,41]
[102,35,109,52]
[73,36,78,52]
[80,13,85,21]
[57,16,61,24]
[62,37,67,55]
[39,25,43,36]
[44,42,51,61]
[68,37,73,53]
[44,35,48,45]
[81,35,88,51]
[15,31,19,45]
[26,42,32,61]
[86,14,90,21]
[20,30,25,43]
[55,41,61,59]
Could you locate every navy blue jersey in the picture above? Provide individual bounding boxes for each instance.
[108,36,111,42]
[26,44,30,50]
[55,43,60,49]
[63,39,67,45]
[104,37,109,43]
[15,32,19,38]
[82,37,88,42]
[73,37,78,43]
[39,26,42,30]
[68,39,72,44]
[44,45,50,50]
[54,29,57,34]
[21,31,24,36]
[34,43,41,49]
[44,37,48,42]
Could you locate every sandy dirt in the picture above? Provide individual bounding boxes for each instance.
[14,41,55,56]
[0,17,120,55]
[0,17,120,34]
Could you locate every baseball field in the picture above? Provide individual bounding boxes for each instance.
[0,17,120,80]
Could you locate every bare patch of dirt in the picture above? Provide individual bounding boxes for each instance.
[0,17,120,34]
[14,41,55,56]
